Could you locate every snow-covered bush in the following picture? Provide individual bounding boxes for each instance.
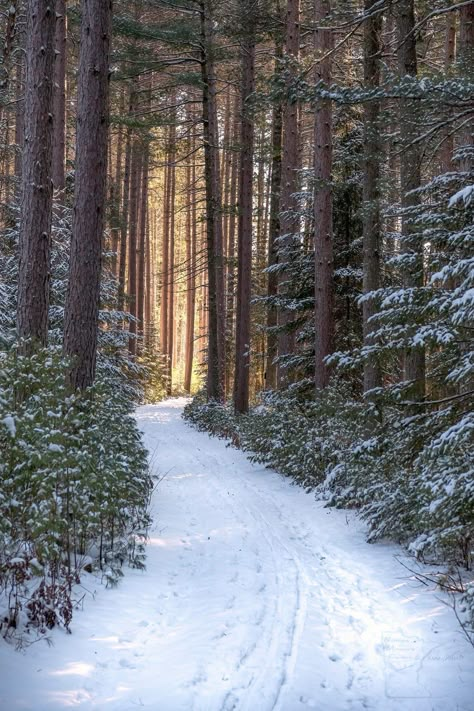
[184,392,241,443]
[185,376,474,570]
[0,346,152,640]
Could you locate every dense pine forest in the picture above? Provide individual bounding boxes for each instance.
[0,0,473,693]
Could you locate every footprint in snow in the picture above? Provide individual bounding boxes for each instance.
[329,653,342,662]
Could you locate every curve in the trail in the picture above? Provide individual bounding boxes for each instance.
[0,398,473,711]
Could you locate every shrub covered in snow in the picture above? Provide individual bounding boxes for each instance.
[184,379,473,571]
[0,347,152,641]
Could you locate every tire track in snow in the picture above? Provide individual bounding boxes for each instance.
[193,447,308,711]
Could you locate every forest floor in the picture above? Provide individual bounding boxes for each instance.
[1,398,473,711]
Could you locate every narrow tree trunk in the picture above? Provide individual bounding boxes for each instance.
[278,0,300,386]
[266,35,283,390]
[313,0,334,391]
[166,119,176,395]
[225,92,240,394]
[200,0,225,401]
[145,205,153,348]
[440,11,456,173]
[52,0,67,193]
[63,0,112,389]
[0,0,18,124]
[17,0,56,349]
[160,127,171,358]
[14,49,25,184]
[118,123,132,311]
[184,127,197,393]
[396,0,425,402]
[127,142,142,356]
[234,3,256,414]
[137,146,149,351]
[362,0,382,394]
[458,3,474,172]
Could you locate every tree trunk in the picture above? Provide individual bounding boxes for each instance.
[278,0,300,387]
[63,0,112,389]
[137,146,149,351]
[118,122,132,311]
[127,142,142,356]
[184,125,197,393]
[17,0,56,349]
[200,0,225,401]
[225,91,240,394]
[52,0,67,193]
[362,0,382,394]
[440,11,456,173]
[166,118,176,395]
[266,35,283,391]
[160,127,171,359]
[14,46,25,184]
[396,0,425,402]
[458,2,474,171]
[234,3,255,414]
[313,0,334,391]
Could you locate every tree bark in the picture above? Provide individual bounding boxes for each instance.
[396,0,425,402]
[63,0,112,389]
[117,122,132,311]
[277,0,300,387]
[17,0,56,349]
[166,117,176,395]
[458,2,474,171]
[137,145,149,351]
[52,0,67,193]
[160,126,171,359]
[127,141,142,356]
[184,122,197,393]
[313,0,334,391]
[362,0,382,394]
[266,35,283,391]
[233,2,255,414]
[200,0,225,401]
[440,10,456,173]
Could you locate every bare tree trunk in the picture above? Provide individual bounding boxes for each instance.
[63,0,112,389]
[266,34,283,391]
[144,206,153,348]
[52,0,66,193]
[0,0,18,124]
[278,0,300,387]
[118,122,132,311]
[362,0,382,394]
[440,10,456,173]
[160,127,171,358]
[313,0,334,391]
[166,118,176,395]
[396,0,425,402]
[184,125,197,393]
[17,0,56,349]
[200,0,225,401]
[458,2,474,172]
[234,2,255,414]
[127,142,142,356]
[225,92,239,395]
[137,145,149,351]
[14,48,25,184]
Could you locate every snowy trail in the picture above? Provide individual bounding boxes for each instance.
[1,399,473,711]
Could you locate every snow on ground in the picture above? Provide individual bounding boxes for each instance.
[1,398,473,711]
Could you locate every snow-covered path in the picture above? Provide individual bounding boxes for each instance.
[1,399,473,711]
